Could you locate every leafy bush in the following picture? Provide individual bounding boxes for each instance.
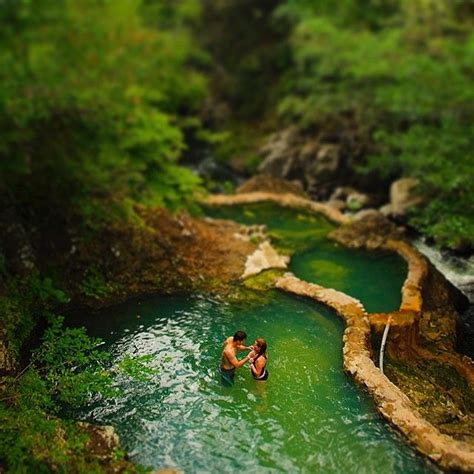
[0,316,156,472]
[79,267,118,301]
[0,0,207,232]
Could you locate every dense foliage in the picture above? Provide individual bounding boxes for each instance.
[0,275,155,471]
[0,0,207,229]
[0,1,203,471]
[0,0,473,471]
[275,0,474,248]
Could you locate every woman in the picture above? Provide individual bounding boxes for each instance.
[249,338,269,381]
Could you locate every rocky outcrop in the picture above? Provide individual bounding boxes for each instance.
[257,127,302,179]
[380,178,423,217]
[241,241,289,279]
[257,129,349,199]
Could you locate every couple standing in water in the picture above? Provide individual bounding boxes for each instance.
[219,330,268,385]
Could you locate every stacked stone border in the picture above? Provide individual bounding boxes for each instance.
[204,191,474,472]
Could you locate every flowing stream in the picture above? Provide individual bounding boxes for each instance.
[71,204,438,473]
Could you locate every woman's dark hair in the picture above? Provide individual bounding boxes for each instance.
[255,338,267,356]
[233,330,247,342]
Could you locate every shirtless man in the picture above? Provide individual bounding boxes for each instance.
[219,330,252,385]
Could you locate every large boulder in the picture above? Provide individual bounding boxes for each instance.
[257,128,302,178]
[388,178,423,216]
[258,129,347,199]
[303,144,342,197]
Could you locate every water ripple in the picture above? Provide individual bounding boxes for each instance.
[75,293,438,474]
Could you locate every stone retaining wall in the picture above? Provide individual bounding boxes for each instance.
[205,192,349,225]
[276,275,474,471]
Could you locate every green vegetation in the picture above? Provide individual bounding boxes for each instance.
[0,0,207,231]
[242,269,285,291]
[0,2,204,471]
[0,314,155,471]
[273,0,474,248]
[79,267,121,300]
[0,0,473,471]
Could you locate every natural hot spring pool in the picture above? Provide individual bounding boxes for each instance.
[71,203,436,472]
[72,292,437,472]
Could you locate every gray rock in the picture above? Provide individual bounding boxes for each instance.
[258,129,345,199]
[305,144,341,181]
[258,128,301,178]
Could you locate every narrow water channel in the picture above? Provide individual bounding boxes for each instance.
[72,203,437,472]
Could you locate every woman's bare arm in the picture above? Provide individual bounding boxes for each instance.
[250,357,265,376]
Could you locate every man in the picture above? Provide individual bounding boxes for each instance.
[219,330,252,385]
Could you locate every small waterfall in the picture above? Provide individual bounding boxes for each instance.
[413,239,474,358]
[413,239,474,303]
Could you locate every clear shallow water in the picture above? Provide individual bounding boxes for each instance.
[74,293,437,473]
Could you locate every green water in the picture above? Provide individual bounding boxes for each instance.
[205,203,407,313]
[291,243,407,313]
[73,203,435,472]
[75,293,436,473]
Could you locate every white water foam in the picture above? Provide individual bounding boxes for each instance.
[413,239,474,302]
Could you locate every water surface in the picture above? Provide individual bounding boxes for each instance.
[75,293,436,473]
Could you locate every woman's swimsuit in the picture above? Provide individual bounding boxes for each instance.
[251,354,268,380]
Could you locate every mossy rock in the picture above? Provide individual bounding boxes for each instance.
[242,269,285,291]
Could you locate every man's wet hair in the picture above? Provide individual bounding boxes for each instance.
[233,330,247,342]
